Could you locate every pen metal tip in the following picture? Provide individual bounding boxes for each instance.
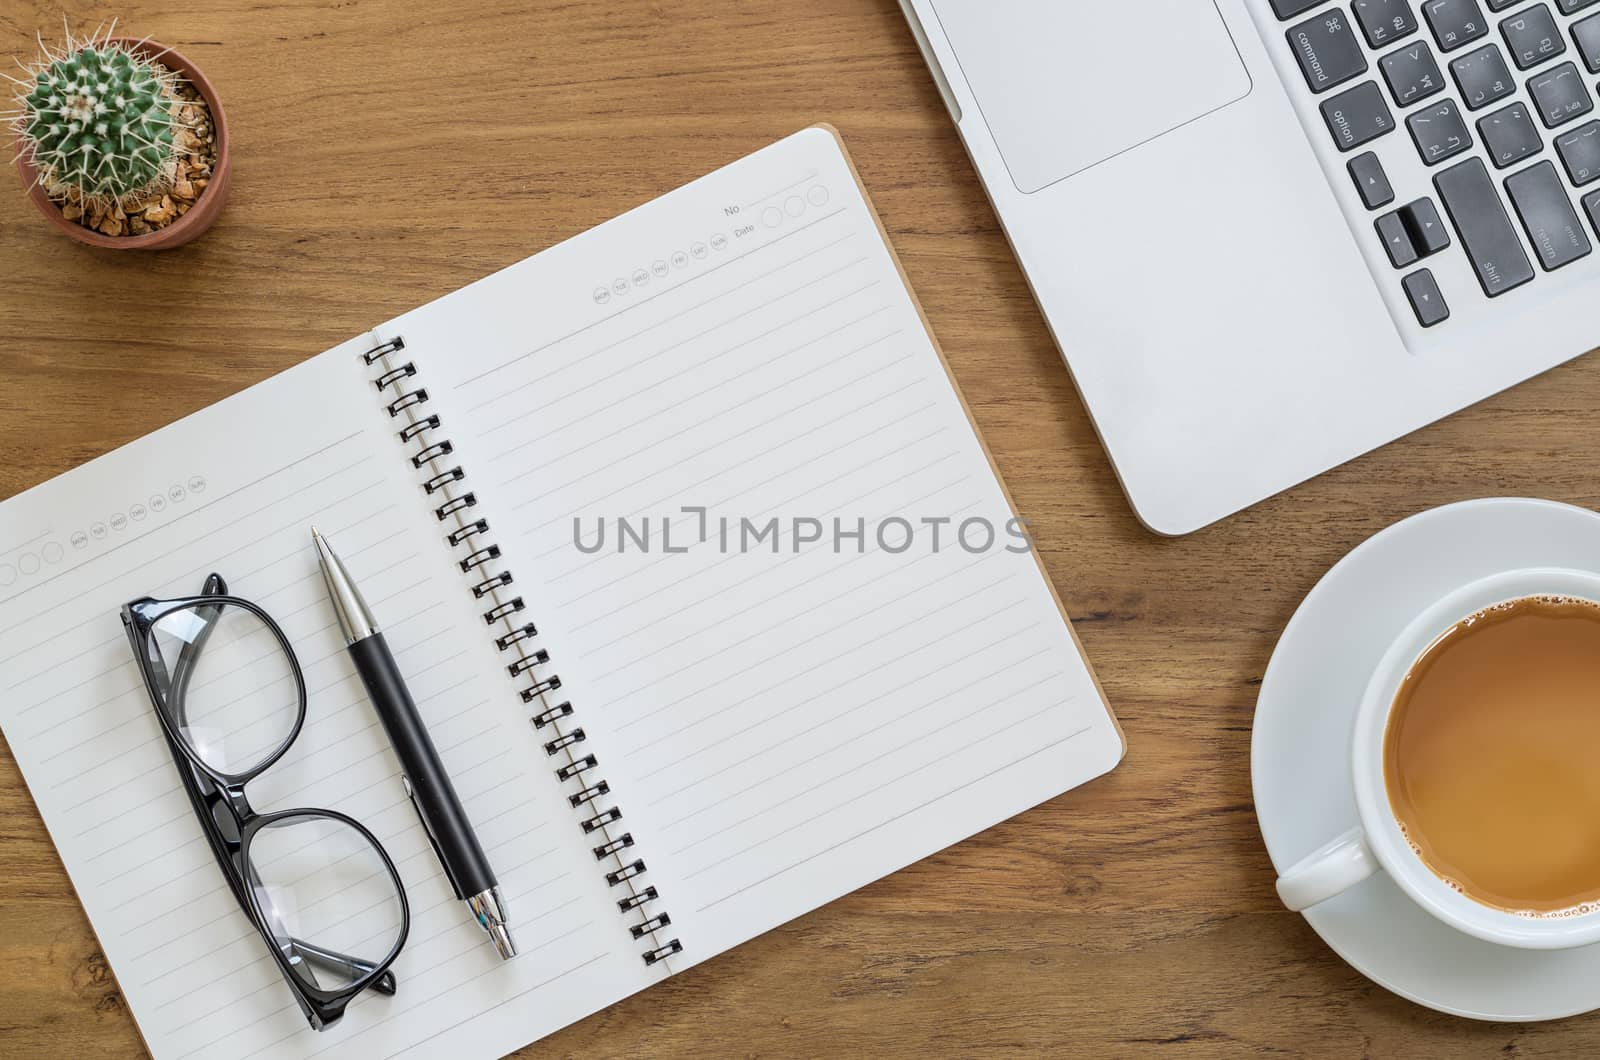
[468,887,517,960]
[313,528,379,643]
[488,921,518,960]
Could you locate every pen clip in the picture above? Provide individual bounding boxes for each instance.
[401,774,465,897]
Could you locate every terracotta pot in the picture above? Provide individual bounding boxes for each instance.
[13,37,231,250]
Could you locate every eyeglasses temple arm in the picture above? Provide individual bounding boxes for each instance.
[284,937,398,995]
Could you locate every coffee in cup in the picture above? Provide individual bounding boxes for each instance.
[1384,594,1600,916]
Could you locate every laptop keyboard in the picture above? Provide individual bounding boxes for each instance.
[1273,0,1600,328]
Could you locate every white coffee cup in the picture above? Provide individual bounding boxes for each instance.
[1274,567,1600,950]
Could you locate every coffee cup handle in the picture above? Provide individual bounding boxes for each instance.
[1275,827,1379,911]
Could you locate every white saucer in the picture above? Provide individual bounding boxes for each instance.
[1253,497,1600,1022]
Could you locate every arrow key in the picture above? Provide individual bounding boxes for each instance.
[1348,151,1395,209]
[1377,209,1421,267]
[1403,269,1451,328]
[1402,196,1453,256]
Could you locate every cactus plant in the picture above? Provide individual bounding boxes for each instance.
[7,25,192,211]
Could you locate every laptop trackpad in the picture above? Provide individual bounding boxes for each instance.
[930,0,1252,193]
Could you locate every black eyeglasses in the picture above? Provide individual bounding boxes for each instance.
[121,573,409,1031]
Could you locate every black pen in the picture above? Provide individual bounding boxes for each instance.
[312,528,516,960]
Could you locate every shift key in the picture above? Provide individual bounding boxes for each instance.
[1433,158,1536,296]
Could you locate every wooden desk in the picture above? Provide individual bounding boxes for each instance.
[3,1,1598,1055]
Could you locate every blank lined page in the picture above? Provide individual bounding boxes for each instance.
[391,127,1124,964]
[0,343,648,1059]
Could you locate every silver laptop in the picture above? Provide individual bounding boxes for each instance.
[900,0,1600,534]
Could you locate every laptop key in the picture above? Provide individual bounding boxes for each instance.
[1289,10,1369,93]
[1349,151,1396,207]
[1408,99,1474,164]
[1424,0,1490,52]
[1585,189,1600,234]
[1478,102,1545,167]
[1354,0,1419,48]
[1404,197,1453,255]
[1574,14,1600,74]
[1451,44,1517,108]
[1381,40,1447,105]
[1505,160,1593,269]
[1501,4,1566,70]
[1402,269,1451,327]
[1270,0,1326,18]
[1556,120,1600,183]
[1557,0,1600,14]
[1434,157,1536,295]
[1528,62,1595,127]
[1321,81,1398,151]
[1377,210,1422,266]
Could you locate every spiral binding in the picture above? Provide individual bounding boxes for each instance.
[362,335,682,969]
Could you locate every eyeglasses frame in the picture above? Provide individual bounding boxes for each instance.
[121,572,410,1031]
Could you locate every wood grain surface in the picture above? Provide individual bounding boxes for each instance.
[3,1,1599,1056]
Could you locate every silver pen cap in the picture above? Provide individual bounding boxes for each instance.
[312,528,379,644]
[468,887,517,959]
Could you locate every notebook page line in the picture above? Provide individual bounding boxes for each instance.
[654,642,1055,829]
[681,694,1069,879]
[381,953,612,1060]
[452,204,849,393]
[470,227,858,428]
[623,596,1029,789]
[695,724,1095,914]
[479,249,872,448]
[491,311,895,485]
[517,355,917,527]
[592,542,995,695]
[470,236,864,438]
[616,572,1019,748]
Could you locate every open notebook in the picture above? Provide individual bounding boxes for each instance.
[0,127,1122,1059]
